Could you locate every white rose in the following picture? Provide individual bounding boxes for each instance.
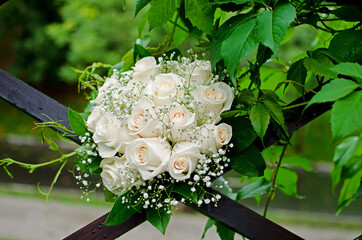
[87,106,104,132]
[152,73,185,107]
[91,77,120,105]
[186,60,212,85]
[128,97,162,138]
[100,155,129,195]
[198,124,218,153]
[169,104,196,142]
[214,123,232,149]
[126,138,171,180]
[167,142,204,181]
[198,123,232,153]
[132,57,157,83]
[93,113,137,157]
[193,82,234,123]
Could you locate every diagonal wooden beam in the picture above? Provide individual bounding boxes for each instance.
[1,69,332,239]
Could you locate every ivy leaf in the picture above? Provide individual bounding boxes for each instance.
[304,79,360,110]
[145,206,171,234]
[333,136,359,167]
[286,58,307,95]
[237,178,270,201]
[256,4,296,55]
[328,29,362,64]
[185,0,214,35]
[331,91,362,139]
[135,0,151,17]
[104,191,136,225]
[68,108,87,136]
[148,0,180,30]
[201,218,215,239]
[330,62,362,81]
[277,167,301,197]
[215,221,235,240]
[282,156,314,172]
[230,144,266,177]
[250,102,270,143]
[221,17,259,86]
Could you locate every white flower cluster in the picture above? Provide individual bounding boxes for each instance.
[86,56,234,206]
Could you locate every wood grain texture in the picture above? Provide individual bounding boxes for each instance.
[1,70,334,239]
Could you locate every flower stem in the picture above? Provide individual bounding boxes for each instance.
[263,144,288,217]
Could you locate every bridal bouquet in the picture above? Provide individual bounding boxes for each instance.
[71,55,235,228]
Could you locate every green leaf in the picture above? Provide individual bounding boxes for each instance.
[331,166,342,192]
[277,167,300,197]
[237,178,270,201]
[331,91,362,139]
[201,219,215,239]
[336,170,362,214]
[333,136,359,167]
[172,182,202,203]
[303,56,337,79]
[211,13,255,69]
[212,177,237,200]
[68,108,87,136]
[221,17,259,85]
[145,206,171,234]
[230,144,266,177]
[341,156,362,180]
[330,62,362,80]
[333,6,362,22]
[282,156,314,172]
[261,99,288,135]
[105,191,136,225]
[286,58,307,95]
[148,0,180,30]
[328,29,362,64]
[134,43,151,60]
[256,44,273,67]
[304,79,360,110]
[185,0,214,35]
[215,221,235,240]
[104,187,117,202]
[256,4,296,55]
[250,102,270,143]
[223,117,257,153]
[135,0,151,16]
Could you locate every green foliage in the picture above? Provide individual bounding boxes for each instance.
[286,58,307,95]
[331,91,362,139]
[333,136,359,167]
[105,191,136,225]
[237,178,270,200]
[256,4,296,55]
[145,206,171,234]
[328,29,362,64]
[68,108,87,136]
[215,221,235,240]
[185,0,215,35]
[230,145,266,177]
[305,79,360,110]
[330,62,362,81]
[148,0,180,30]
[250,102,270,143]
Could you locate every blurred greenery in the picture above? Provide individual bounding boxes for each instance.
[0,1,340,163]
